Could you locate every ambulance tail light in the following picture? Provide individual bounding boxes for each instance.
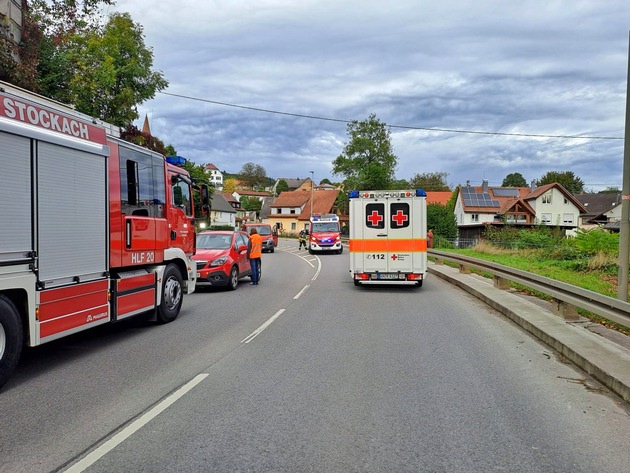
[408,273,423,281]
[354,273,369,281]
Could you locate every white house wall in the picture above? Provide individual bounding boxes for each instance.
[529,188,580,226]
[454,196,497,226]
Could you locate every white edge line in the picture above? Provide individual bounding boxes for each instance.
[63,373,209,473]
[241,309,285,344]
[294,285,309,299]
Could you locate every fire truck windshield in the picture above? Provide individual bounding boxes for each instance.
[312,222,339,232]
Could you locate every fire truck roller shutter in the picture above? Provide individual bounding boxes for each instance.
[0,132,33,264]
[36,141,107,286]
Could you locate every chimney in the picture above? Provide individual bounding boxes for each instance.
[530,180,536,192]
[482,179,488,193]
[466,180,470,187]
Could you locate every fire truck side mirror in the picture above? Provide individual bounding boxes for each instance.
[200,185,210,215]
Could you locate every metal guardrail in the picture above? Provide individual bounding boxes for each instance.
[428,249,630,330]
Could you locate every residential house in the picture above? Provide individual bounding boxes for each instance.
[232,189,273,223]
[271,178,308,195]
[208,193,237,229]
[204,163,224,190]
[0,1,22,66]
[574,193,622,231]
[454,180,586,240]
[219,192,247,228]
[269,188,340,234]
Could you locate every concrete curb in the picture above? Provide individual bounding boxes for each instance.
[428,262,630,403]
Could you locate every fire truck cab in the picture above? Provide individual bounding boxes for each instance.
[349,189,427,286]
[308,213,343,254]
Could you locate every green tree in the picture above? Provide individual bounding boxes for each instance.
[239,162,267,189]
[64,12,168,126]
[332,113,398,190]
[320,178,332,186]
[537,171,585,194]
[240,196,262,212]
[599,186,621,194]
[26,0,116,95]
[427,203,458,240]
[409,172,450,191]
[502,172,527,187]
[275,179,289,195]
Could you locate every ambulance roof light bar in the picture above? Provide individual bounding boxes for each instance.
[348,189,426,198]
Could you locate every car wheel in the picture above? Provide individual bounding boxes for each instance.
[0,295,23,390]
[157,264,183,323]
[270,247,275,253]
[227,266,239,290]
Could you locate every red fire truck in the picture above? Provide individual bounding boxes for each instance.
[0,81,208,389]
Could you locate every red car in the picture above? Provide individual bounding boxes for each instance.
[193,230,253,290]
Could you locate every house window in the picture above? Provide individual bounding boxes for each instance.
[542,192,552,204]
[564,197,569,204]
[563,213,574,225]
[541,213,552,224]
[290,209,296,214]
[471,214,479,222]
[291,222,297,230]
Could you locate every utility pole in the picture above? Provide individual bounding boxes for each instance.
[310,170,314,218]
[618,31,630,300]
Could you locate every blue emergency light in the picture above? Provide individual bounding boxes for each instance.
[166,155,187,166]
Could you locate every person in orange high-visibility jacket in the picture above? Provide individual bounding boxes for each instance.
[247,228,263,285]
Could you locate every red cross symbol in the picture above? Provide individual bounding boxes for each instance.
[391,254,398,260]
[391,210,408,226]
[367,210,383,226]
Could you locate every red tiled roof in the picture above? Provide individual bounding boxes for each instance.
[271,189,340,220]
[426,191,452,205]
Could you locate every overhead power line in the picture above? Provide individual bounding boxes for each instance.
[159,91,624,141]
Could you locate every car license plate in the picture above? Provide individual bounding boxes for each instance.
[374,273,402,280]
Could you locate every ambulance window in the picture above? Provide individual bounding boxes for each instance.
[390,203,410,229]
[366,203,385,229]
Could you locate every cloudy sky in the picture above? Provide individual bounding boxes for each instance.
[111,0,629,191]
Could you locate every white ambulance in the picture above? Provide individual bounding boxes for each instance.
[349,189,428,286]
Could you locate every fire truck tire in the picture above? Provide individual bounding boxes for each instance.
[337,246,343,254]
[157,264,183,324]
[227,266,239,291]
[0,295,24,390]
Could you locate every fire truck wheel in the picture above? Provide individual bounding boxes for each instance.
[157,264,183,324]
[227,266,239,290]
[0,295,24,390]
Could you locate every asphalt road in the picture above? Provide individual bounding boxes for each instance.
[1,240,630,472]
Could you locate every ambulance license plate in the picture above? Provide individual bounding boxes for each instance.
[374,273,403,280]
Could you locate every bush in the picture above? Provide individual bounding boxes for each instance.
[573,229,618,255]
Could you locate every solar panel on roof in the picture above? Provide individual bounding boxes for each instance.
[461,187,500,207]
[491,188,520,197]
